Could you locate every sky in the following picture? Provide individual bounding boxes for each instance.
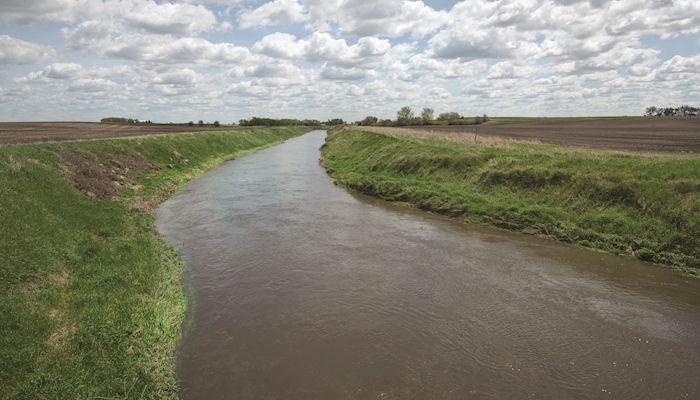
[0,0,699,123]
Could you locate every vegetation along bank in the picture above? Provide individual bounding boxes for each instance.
[0,127,311,399]
[321,128,700,276]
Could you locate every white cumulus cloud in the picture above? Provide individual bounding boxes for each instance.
[239,0,308,29]
[0,35,55,64]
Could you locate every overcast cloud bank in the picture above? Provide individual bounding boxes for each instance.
[0,0,699,121]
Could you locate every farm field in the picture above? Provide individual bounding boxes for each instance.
[0,122,247,144]
[385,117,700,152]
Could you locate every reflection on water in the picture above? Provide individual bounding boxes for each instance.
[157,131,700,400]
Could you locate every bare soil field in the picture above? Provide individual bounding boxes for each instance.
[393,118,700,152]
[0,122,247,144]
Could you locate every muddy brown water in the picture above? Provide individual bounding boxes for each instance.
[156,131,700,399]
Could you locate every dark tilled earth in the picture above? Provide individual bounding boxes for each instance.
[406,118,700,152]
[3,119,699,152]
[0,122,248,144]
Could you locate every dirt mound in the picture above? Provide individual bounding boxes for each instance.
[61,151,159,198]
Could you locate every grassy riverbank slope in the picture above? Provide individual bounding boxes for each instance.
[0,127,310,399]
[322,129,699,275]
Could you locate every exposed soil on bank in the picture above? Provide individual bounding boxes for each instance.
[0,122,250,144]
[60,150,160,199]
[383,118,700,152]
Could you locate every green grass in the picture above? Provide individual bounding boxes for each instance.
[321,129,700,275]
[0,127,311,399]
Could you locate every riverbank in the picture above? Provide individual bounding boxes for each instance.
[0,127,310,398]
[321,128,699,275]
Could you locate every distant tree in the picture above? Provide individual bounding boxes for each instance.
[421,108,434,125]
[397,106,414,125]
[438,112,461,121]
[326,118,345,126]
[188,121,194,126]
[101,117,143,124]
[359,116,379,126]
[239,117,320,126]
[101,117,126,124]
[198,120,204,126]
[482,114,489,122]
[676,105,699,117]
[646,105,699,117]
[213,120,220,127]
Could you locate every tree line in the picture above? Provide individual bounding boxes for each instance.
[101,116,342,127]
[644,105,699,117]
[356,106,489,126]
[187,120,221,127]
[100,117,152,124]
[239,117,342,126]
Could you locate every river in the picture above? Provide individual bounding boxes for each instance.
[156,130,700,399]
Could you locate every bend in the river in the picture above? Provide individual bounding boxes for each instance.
[157,131,700,400]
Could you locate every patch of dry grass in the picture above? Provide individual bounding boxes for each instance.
[364,126,543,148]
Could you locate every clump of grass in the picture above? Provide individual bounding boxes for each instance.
[0,127,310,399]
[321,129,700,275]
